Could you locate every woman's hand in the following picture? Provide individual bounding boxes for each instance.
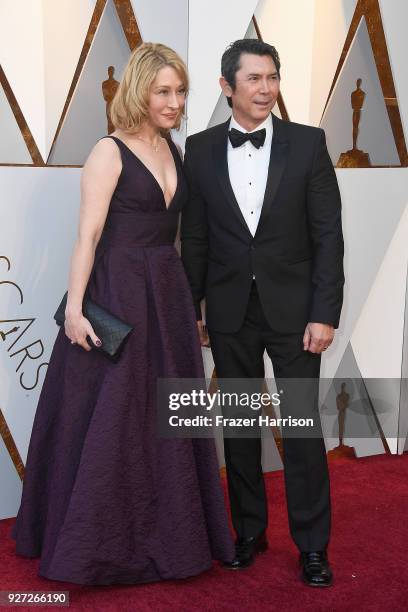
[64,311,102,352]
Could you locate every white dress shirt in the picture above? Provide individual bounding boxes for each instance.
[227,113,273,236]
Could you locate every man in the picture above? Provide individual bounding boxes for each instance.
[181,39,344,587]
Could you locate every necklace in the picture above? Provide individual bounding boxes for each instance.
[136,134,162,153]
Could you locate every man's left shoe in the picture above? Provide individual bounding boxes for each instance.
[300,551,333,587]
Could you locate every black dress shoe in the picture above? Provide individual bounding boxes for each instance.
[300,551,333,587]
[223,533,268,570]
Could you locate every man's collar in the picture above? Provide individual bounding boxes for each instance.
[229,113,272,136]
[228,113,273,149]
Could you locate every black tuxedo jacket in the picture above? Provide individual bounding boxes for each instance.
[180,113,344,334]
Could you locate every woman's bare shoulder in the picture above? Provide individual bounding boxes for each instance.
[83,137,122,174]
[90,136,121,158]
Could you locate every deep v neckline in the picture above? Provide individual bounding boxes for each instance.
[111,136,180,210]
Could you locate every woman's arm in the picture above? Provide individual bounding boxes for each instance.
[64,138,121,351]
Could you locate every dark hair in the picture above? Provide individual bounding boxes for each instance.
[221,39,280,108]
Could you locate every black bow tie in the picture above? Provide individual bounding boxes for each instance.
[228,127,266,149]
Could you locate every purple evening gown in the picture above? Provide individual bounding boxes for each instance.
[11,136,234,585]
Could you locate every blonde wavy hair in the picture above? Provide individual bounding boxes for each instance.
[109,42,189,133]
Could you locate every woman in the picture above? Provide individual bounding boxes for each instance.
[12,43,234,585]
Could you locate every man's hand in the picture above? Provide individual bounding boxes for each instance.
[303,322,334,354]
[197,321,210,347]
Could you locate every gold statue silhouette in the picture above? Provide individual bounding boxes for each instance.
[102,66,119,134]
[352,78,365,149]
[336,382,349,446]
[337,78,371,168]
[327,382,356,459]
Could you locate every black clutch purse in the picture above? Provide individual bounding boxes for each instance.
[54,292,133,362]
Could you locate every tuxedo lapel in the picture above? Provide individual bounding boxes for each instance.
[212,120,252,237]
[211,114,289,238]
[255,114,289,233]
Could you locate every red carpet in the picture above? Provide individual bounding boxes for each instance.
[1,453,407,611]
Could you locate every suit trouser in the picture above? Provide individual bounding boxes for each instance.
[208,282,331,552]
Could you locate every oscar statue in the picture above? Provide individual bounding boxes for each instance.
[327,382,356,459]
[102,66,119,135]
[337,78,371,168]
